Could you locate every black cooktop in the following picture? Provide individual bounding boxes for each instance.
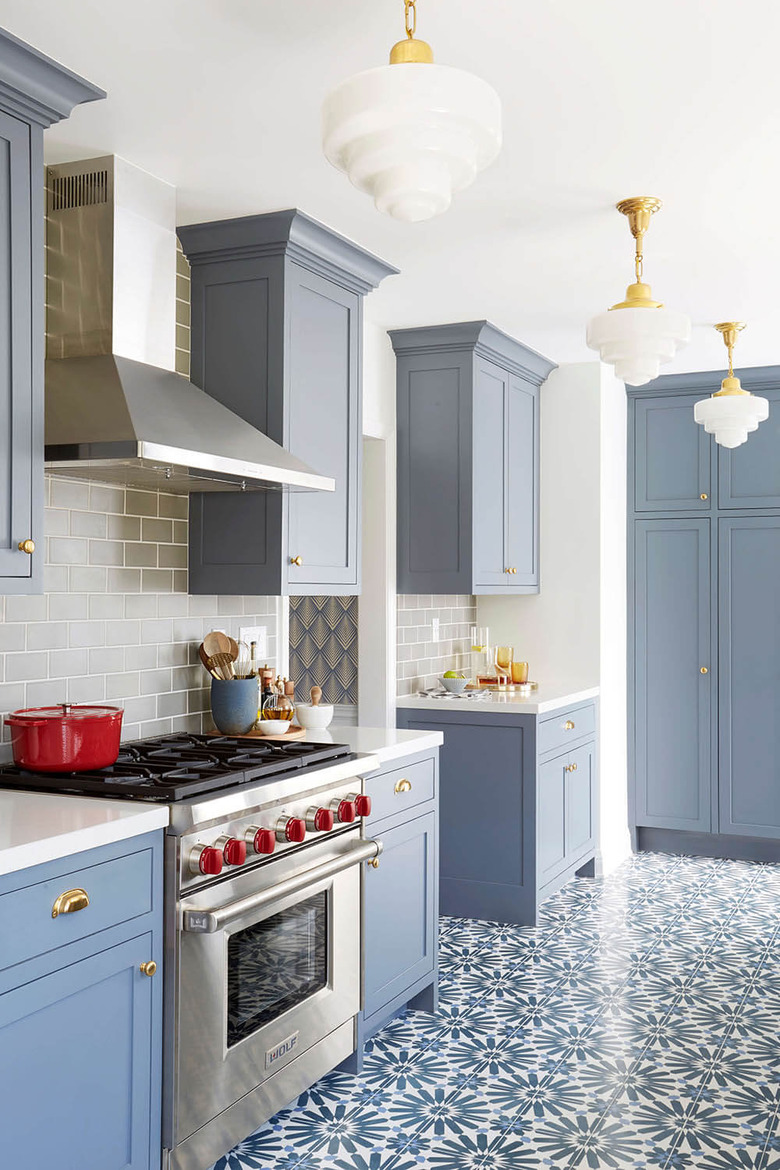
[0,733,353,802]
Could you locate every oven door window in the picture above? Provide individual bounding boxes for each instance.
[227,890,328,1048]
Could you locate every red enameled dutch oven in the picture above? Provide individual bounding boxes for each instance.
[6,704,124,772]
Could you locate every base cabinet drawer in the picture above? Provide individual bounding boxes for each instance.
[0,932,158,1170]
[368,756,435,823]
[538,703,596,757]
[0,844,154,974]
[364,810,436,1020]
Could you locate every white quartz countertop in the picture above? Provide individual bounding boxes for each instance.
[396,685,600,716]
[0,791,169,878]
[303,725,443,768]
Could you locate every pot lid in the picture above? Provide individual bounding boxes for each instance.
[8,704,123,721]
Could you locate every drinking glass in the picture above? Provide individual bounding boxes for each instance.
[494,645,513,689]
[511,660,529,685]
[470,626,490,679]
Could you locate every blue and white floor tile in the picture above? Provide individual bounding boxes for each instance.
[211,853,780,1170]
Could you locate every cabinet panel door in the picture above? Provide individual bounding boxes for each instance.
[537,756,566,882]
[473,360,509,588]
[719,386,780,508]
[0,933,157,1170]
[719,517,780,838]
[634,395,712,511]
[287,267,361,592]
[0,110,34,581]
[363,811,436,1020]
[566,742,595,859]
[633,520,713,830]
[505,375,539,587]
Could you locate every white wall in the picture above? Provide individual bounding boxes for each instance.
[477,361,631,873]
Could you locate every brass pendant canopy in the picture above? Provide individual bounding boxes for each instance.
[611,196,664,310]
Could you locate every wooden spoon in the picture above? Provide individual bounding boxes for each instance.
[310,686,322,707]
[227,636,240,661]
[203,630,231,658]
[198,643,222,680]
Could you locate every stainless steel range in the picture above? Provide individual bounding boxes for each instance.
[0,733,381,1170]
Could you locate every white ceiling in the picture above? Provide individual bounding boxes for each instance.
[4,0,780,373]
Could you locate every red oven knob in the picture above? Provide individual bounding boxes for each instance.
[189,844,223,876]
[331,797,356,824]
[306,807,335,832]
[216,836,247,866]
[347,792,372,817]
[276,816,306,843]
[246,826,276,855]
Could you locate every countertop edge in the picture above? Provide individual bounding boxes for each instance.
[0,805,169,878]
[395,687,600,716]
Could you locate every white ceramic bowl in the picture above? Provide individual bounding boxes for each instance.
[256,719,291,735]
[439,676,468,694]
[295,702,335,730]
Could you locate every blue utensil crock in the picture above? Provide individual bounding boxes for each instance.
[210,677,258,736]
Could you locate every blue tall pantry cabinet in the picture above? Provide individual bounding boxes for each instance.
[629,369,780,859]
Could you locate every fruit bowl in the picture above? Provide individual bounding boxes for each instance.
[439,675,469,694]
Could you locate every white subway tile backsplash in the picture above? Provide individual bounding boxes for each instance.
[396,593,477,695]
[0,477,278,747]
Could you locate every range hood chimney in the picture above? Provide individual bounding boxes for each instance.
[44,156,334,495]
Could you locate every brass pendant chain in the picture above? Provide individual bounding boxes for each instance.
[404,0,417,39]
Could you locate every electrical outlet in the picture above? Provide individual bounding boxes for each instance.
[431,617,440,643]
[239,626,267,659]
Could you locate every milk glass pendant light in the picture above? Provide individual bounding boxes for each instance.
[586,197,691,386]
[322,0,502,222]
[694,323,769,448]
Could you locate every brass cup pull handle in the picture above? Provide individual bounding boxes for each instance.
[367,858,380,869]
[564,720,575,731]
[290,555,303,566]
[140,960,157,977]
[18,539,35,554]
[394,778,412,794]
[700,667,708,674]
[52,888,89,918]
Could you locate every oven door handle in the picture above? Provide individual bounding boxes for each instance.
[182,838,383,933]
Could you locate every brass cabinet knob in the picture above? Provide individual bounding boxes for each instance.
[512,568,517,574]
[700,666,708,674]
[290,555,303,566]
[564,720,575,731]
[394,778,412,794]
[700,493,708,501]
[18,539,35,554]
[367,858,380,869]
[52,888,89,918]
[565,763,578,773]
[140,960,157,977]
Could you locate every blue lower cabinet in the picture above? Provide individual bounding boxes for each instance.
[0,831,163,1170]
[364,810,436,1019]
[397,705,599,925]
[343,750,439,1070]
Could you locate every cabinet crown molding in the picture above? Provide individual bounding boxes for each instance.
[627,363,780,397]
[0,28,104,126]
[177,208,398,297]
[389,320,556,386]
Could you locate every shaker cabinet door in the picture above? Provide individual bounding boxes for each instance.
[633,519,713,831]
[719,517,780,838]
[286,267,361,593]
[633,394,712,512]
[472,360,510,588]
[718,385,780,508]
[505,375,539,588]
[0,109,37,584]
[0,933,158,1170]
[363,811,436,1020]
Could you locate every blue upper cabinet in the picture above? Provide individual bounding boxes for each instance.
[718,373,780,508]
[391,321,554,595]
[632,391,714,512]
[718,516,780,839]
[178,211,397,596]
[632,519,713,832]
[0,30,103,593]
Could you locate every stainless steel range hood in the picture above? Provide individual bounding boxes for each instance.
[44,156,334,495]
